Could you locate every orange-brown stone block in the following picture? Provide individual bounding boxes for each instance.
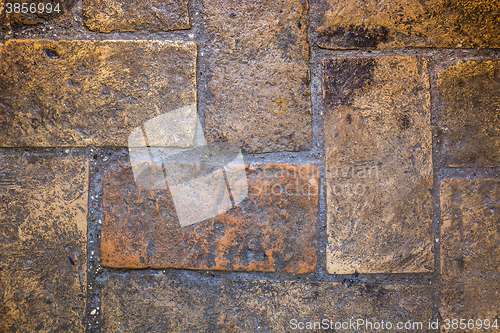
[102,272,433,332]
[83,0,190,32]
[312,0,500,49]
[102,159,318,273]
[0,152,88,332]
[0,39,196,147]
[203,0,312,153]
[440,178,500,328]
[323,56,434,274]
[436,60,500,168]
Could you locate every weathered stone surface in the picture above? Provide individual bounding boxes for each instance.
[0,39,196,147]
[323,57,434,274]
[83,0,189,32]
[0,0,77,26]
[102,160,318,273]
[440,178,500,326]
[312,0,500,49]
[102,272,433,332]
[436,61,500,168]
[203,0,312,153]
[0,152,88,332]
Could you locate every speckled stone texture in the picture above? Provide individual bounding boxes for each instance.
[440,178,500,328]
[102,160,318,273]
[203,0,312,153]
[83,0,190,32]
[0,39,196,147]
[0,152,88,332]
[0,0,77,25]
[323,56,434,274]
[102,272,433,333]
[311,0,500,49]
[436,60,500,168]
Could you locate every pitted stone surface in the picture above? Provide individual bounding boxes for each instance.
[312,0,500,49]
[102,272,433,332]
[436,60,500,168]
[440,178,500,325]
[0,152,88,332]
[102,160,318,273]
[83,0,190,32]
[0,39,196,147]
[203,0,312,153]
[323,56,434,274]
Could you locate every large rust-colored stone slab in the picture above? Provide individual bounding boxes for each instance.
[324,57,434,274]
[436,61,500,168]
[440,178,500,328]
[0,39,196,147]
[312,0,500,49]
[102,272,433,332]
[102,160,318,273]
[0,152,88,332]
[203,0,312,153]
[83,0,190,32]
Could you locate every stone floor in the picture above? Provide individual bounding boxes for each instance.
[0,0,499,332]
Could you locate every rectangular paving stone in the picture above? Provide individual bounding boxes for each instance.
[0,39,196,147]
[440,178,500,327]
[436,60,500,168]
[102,272,433,332]
[102,159,318,273]
[0,152,88,332]
[312,0,500,49]
[203,0,312,153]
[323,56,434,274]
[83,0,190,32]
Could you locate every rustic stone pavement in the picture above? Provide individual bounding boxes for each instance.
[0,0,499,332]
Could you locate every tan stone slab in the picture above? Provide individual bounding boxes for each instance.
[102,272,433,332]
[0,152,88,332]
[323,56,434,274]
[0,39,197,147]
[440,178,500,328]
[102,159,318,273]
[203,0,312,153]
[312,0,500,49]
[83,0,189,32]
[437,61,500,168]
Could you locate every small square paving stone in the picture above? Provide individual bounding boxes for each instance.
[440,178,500,327]
[102,160,318,273]
[311,0,500,49]
[203,0,312,153]
[102,272,433,332]
[436,60,500,168]
[83,0,190,32]
[0,39,196,147]
[0,152,88,332]
[323,56,434,274]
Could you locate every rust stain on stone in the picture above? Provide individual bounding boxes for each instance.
[102,160,318,273]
